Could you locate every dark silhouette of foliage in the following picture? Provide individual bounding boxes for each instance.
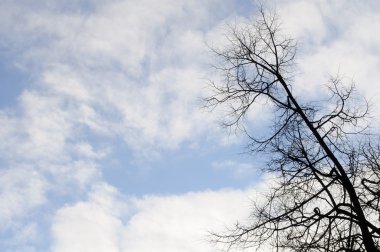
[206,7,380,252]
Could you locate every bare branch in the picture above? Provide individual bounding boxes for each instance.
[206,5,380,252]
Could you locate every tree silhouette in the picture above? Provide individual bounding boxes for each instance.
[206,7,380,252]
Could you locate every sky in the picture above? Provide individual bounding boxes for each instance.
[1,0,380,251]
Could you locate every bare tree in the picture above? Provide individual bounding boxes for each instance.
[205,7,380,252]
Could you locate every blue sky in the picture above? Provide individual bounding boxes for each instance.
[1,0,380,251]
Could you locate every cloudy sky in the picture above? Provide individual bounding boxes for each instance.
[1,0,380,251]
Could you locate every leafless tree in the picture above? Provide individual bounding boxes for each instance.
[205,7,380,252]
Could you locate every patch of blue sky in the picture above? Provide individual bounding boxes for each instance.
[0,56,29,109]
[101,135,265,196]
[0,203,54,252]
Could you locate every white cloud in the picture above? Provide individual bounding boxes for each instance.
[276,0,380,100]
[0,166,46,230]
[0,89,102,245]
[277,0,327,45]
[51,183,258,252]
[52,183,125,252]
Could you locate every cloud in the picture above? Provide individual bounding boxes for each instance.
[51,183,257,252]
[277,0,380,101]
[52,183,125,252]
[0,166,46,229]
[277,0,327,45]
